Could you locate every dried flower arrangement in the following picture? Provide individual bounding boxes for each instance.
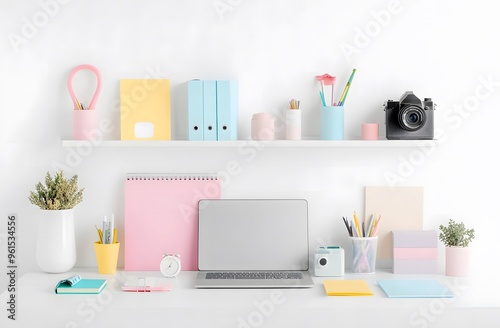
[28,171,84,210]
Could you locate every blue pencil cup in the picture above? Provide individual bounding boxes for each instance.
[321,106,344,140]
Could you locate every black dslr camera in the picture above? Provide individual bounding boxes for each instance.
[384,91,435,140]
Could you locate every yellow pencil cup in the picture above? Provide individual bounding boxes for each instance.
[94,242,120,274]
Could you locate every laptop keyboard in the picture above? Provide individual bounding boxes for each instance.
[206,272,303,280]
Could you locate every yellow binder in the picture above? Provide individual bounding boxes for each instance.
[120,79,171,140]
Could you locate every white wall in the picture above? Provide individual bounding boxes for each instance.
[1,0,499,288]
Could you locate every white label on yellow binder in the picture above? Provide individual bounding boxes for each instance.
[134,122,154,138]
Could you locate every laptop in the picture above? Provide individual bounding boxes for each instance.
[194,199,314,288]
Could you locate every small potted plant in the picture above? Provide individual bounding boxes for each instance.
[439,219,475,276]
[29,170,84,273]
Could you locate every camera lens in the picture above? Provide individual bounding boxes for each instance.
[399,105,426,131]
[408,113,419,123]
[319,258,327,266]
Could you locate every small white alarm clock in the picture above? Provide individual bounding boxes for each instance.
[160,253,181,278]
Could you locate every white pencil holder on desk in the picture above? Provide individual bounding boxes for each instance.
[350,236,378,274]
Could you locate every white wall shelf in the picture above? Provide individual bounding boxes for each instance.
[61,138,438,148]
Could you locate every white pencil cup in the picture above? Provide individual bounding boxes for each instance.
[350,236,378,274]
[285,109,301,140]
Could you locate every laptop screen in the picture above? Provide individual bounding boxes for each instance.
[198,199,309,271]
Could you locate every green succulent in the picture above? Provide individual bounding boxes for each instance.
[28,171,84,210]
[438,219,475,247]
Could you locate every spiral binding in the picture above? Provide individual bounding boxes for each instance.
[126,173,218,181]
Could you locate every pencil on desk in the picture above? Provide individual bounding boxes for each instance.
[95,225,103,243]
[342,216,352,237]
[353,211,362,237]
[366,214,375,237]
[370,215,381,237]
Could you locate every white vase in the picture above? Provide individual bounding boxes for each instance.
[36,209,76,273]
[445,246,470,276]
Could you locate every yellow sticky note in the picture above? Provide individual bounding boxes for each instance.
[120,79,171,140]
[323,280,373,296]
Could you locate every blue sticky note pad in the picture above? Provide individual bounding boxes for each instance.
[377,280,454,298]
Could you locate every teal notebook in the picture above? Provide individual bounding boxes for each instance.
[55,274,107,294]
[377,279,454,298]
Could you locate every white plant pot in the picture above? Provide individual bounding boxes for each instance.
[445,246,470,277]
[36,209,76,273]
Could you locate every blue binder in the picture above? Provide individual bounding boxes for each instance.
[203,80,217,141]
[187,80,204,141]
[216,80,238,141]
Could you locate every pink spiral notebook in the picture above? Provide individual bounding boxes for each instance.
[124,174,221,271]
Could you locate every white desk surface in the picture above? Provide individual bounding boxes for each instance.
[1,269,498,328]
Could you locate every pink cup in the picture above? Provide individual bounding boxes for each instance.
[251,113,274,140]
[361,123,379,140]
[73,110,96,140]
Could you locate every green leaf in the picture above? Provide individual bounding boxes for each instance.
[439,219,475,247]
